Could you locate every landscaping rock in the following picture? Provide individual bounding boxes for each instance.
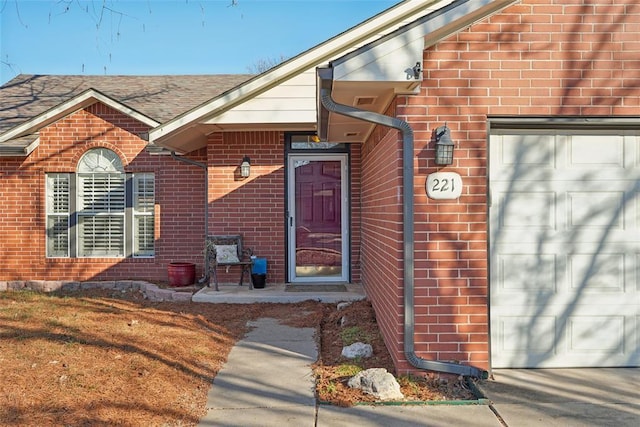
[337,302,351,310]
[0,279,196,303]
[61,282,81,291]
[171,291,193,302]
[347,368,404,401]
[341,342,373,359]
[8,281,26,290]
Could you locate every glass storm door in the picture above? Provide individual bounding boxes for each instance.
[287,154,348,283]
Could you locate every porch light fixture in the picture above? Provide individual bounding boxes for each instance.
[412,62,422,80]
[240,156,251,178]
[435,125,454,166]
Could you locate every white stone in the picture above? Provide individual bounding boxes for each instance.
[341,342,373,359]
[337,302,352,310]
[347,368,404,401]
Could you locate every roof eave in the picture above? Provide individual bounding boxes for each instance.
[0,135,40,157]
[318,0,521,143]
[148,0,451,148]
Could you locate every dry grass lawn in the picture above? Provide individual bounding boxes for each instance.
[0,287,475,426]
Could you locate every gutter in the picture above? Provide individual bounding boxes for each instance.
[170,151,210,284]
[320,88,487,379]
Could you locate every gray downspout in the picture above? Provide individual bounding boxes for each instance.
[170,151,210,284]
[320,89,487,379]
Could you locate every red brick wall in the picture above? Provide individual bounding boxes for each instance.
[206,131,286,283]
[0,103,206,283]
[206,131,363,285]
[363,0,640,374]
[349,143,362,284]
[1,120,363,286]
[360,102,407,370]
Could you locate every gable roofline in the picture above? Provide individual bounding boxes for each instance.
[148,0,455,145]
[0,88,160,144]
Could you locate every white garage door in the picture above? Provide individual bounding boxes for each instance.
[490,131,640,368]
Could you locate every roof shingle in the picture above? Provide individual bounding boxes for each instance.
[0,74,253,134]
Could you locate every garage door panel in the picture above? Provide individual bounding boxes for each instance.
[493,243,637,300]
[490,134,556,182]
[490,132,640,368]
[638,253,640,292]
[568,191,625,230]
[496,315,556,352]
[495,191,556,230]
[569,253,626,293]
[567,316,625,353]
[493,312,635,368]
[568,135,625,169]
[496,253,556,292]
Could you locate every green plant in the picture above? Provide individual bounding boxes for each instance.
[339,326,371,345]
[335,364,362,377]
[322,380,338,396]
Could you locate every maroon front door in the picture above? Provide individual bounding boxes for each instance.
[288,154,347,282]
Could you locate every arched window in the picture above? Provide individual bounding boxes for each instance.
[77,148,126,256]
[46,148,154,258]
[77,147,124,173]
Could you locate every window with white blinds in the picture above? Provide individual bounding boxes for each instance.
[133,174,155,257]
[77,173,126,257]
[46,148,155,258]
[46,174,70,257]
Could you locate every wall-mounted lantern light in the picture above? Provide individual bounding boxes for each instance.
[240,156,251,178]
[435,125,454,166]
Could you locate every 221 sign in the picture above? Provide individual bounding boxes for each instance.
[426,172,463,200]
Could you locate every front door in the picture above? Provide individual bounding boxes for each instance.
[287,154,348,282]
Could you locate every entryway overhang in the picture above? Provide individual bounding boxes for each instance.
[317,0,519,143]
[148,0,489,154]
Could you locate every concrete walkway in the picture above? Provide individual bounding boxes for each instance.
[478,368,640,427]
[198,317,640,427]
[198,318,318,426]
[198,317,501,427]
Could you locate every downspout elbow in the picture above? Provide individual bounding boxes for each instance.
[320,89,487,379]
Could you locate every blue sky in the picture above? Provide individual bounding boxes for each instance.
[0,0,398,85]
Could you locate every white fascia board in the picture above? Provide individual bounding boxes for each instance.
[24,136,40,156]
[148,0,450,144]
[0,135,39,157]
[0,89,159,143]
[332,0,518,83]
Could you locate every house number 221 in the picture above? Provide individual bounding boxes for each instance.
[426,172,463,200]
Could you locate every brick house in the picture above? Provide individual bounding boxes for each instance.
[1,0,638,376]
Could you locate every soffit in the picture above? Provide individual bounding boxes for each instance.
[321,0,520,143]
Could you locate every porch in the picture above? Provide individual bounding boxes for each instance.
[192,282,366,304]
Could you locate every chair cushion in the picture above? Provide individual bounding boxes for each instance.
[216,245,240,263]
